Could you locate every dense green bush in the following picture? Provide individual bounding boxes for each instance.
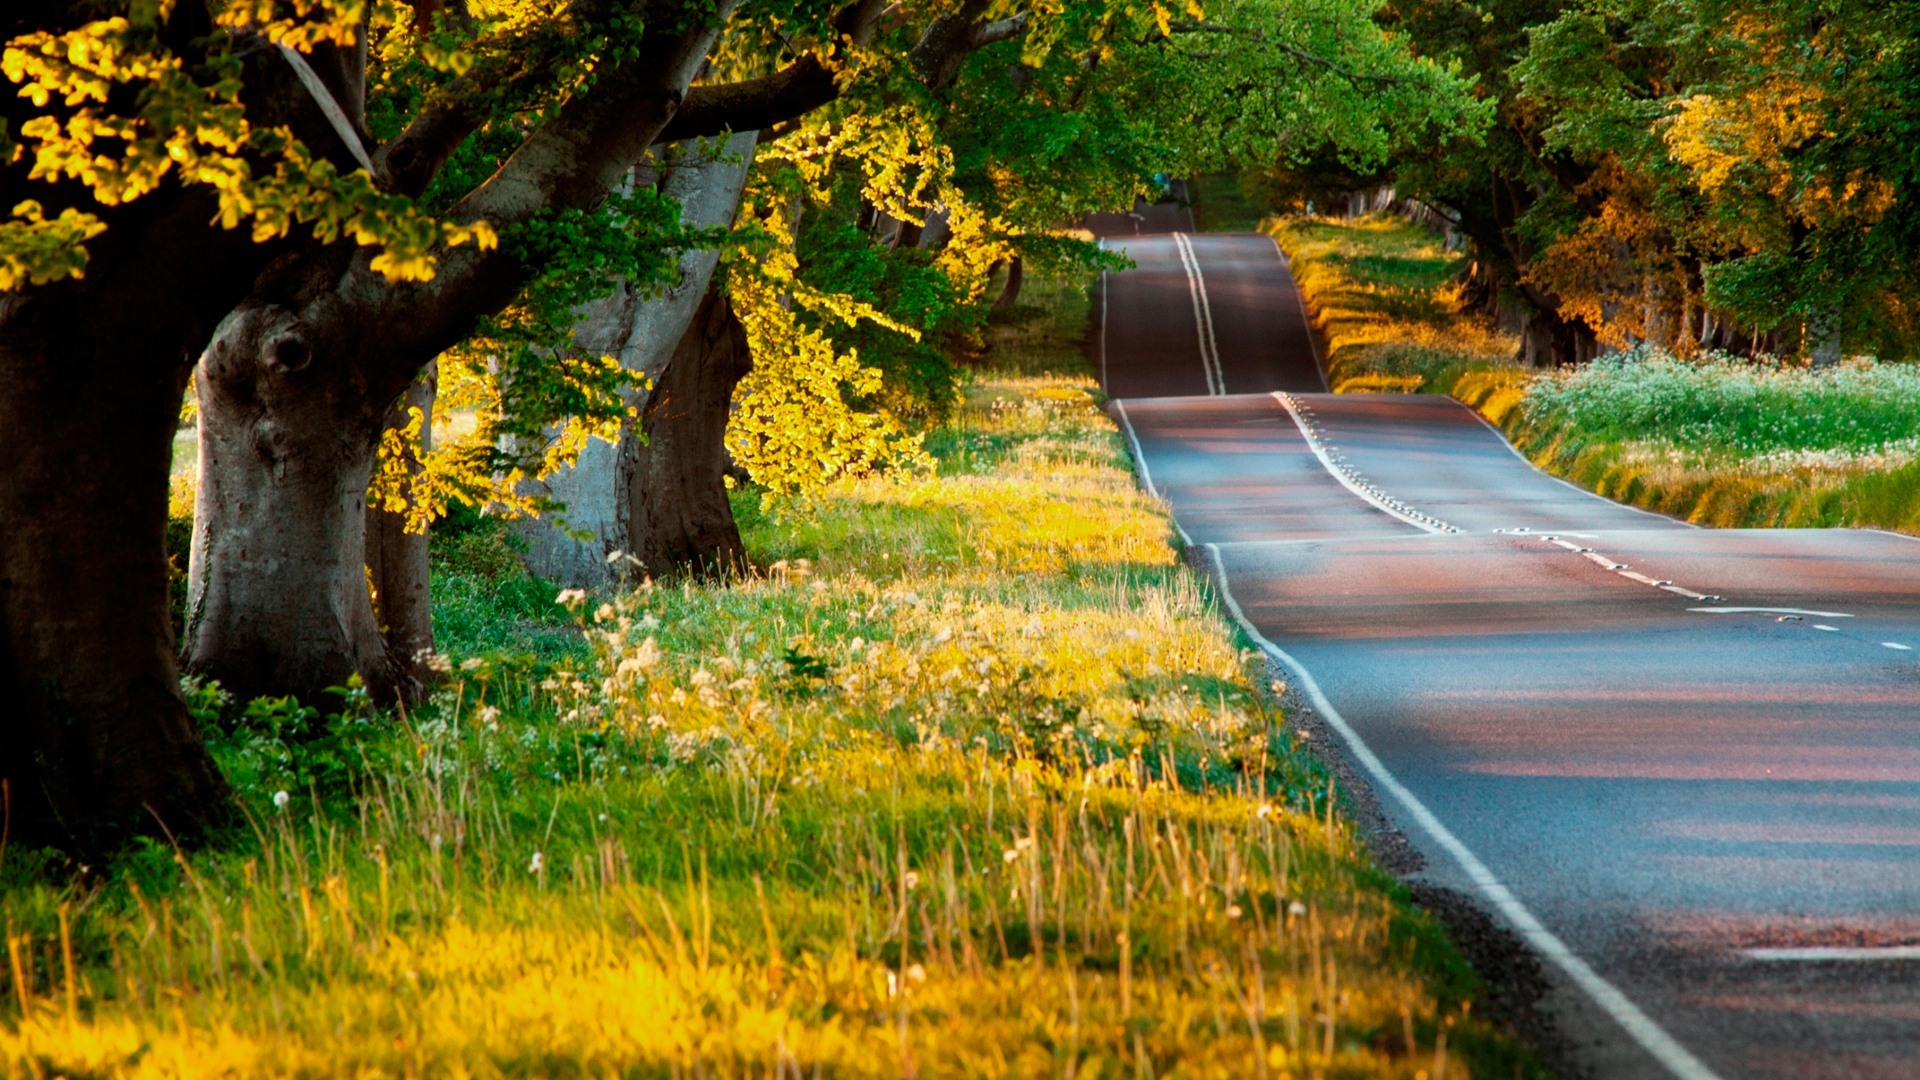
[1524,350,1920,457]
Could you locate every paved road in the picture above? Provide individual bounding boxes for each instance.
[1101,232,1920,1080]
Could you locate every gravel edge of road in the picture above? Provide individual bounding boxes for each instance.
[1213,547,1589,1079]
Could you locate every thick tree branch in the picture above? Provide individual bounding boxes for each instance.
[339,0,741,384]
[374,76,488,197]
[654,0,890,143]
[969,11,1029,46]
[373,48,570,197]
[907,0,993,90]
[654,54,838,143]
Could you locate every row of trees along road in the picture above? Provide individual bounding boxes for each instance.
[1261,0,1920,366]
[1,0,1483,845]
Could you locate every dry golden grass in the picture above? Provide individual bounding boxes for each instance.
[2,278,1546,1080]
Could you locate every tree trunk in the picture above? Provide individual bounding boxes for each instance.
[623,284,753,579]
[917,205,952,251]
[518,131,759,588]
[0,8,378,843]
[0,329,231,845]
[893,215,925,250]
[185,4,731,701]
[992,256,1024,313]
[0,261,237,846]
[365,366,438,687]
[187,289,417,707]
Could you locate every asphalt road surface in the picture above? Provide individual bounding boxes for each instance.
[1101,231,1920,1080]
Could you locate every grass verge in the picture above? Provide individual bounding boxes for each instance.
[8,273,1545,1079]
[1271,214,1920,532]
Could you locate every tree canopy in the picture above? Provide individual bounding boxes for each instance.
[1356,0,1920,361]
[1,0,1483,839]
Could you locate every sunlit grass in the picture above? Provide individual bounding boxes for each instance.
[3,274,1546,1079]
[1267,215,1516,394]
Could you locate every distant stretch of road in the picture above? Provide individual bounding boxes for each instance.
[1095,225,1920,1080]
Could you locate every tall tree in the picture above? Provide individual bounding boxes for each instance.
[0,1,399,841]
[0,0,754,836]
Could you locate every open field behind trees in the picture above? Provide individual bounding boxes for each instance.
[1270,213,1920,532]
[5,277,1545,1079]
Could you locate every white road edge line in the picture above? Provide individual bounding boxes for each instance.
[1203,543,1725,1080]
[1171,233,1225,395]
[1745,946,1920,961]
[1270,392,1454,535]
[1452,400,1698,529]
[1112,401,1193,547]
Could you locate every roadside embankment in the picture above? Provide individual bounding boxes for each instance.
[5,273,1543,1078]
[1271,214,1920,532]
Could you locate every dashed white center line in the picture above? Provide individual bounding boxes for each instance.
[1883,642,1912,651]
[1539,536,1720,600]
[1814,625,1840,632]
[1688,607,1853,618]
[1744,946,1920,962]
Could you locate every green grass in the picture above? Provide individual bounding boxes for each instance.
[1271,212,1920,533]
[3,271,1548,1079]
[972,271,1094,378]
[430,508,591,662]
[1267,215,1518,396]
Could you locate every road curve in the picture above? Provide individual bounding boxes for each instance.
[1102,231,1920,1080]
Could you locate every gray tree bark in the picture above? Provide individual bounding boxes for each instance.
[517,131,758,588]
[185,0,735,707]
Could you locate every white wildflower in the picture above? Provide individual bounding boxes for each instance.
[272,790,290,810]
[528,851,545,874]
[555,588,588,606]
[461,657,486,671]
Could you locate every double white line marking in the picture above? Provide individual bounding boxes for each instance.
[1171,232,1226,395]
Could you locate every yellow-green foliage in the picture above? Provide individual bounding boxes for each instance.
[1,284,1542,1079]
[1274,213,1920,534]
